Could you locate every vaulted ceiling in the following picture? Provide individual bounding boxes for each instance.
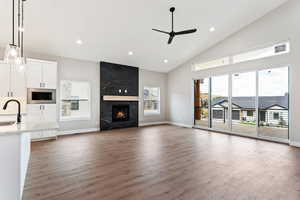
[0,0,288,72]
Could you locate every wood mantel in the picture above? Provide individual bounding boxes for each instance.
[103,96,139,101]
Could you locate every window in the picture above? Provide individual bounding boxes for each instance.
[144,87,160,115]
[213,110,223,119]
[192,41,290,72]
[60,80,91,121]
[194,78,209,127]
[247,111,254,117]
[273,112,280,120]
[211,75,229,130]
[193,57,230,71]
[232,42,290,64]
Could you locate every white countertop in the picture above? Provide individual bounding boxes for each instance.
[0,121,59,136]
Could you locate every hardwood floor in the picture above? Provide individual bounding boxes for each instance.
[23,125,300,200]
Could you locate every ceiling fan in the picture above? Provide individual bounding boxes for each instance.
[152,7,197,45]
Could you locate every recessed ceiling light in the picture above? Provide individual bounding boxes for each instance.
[128,51,133,56]
[209,27,215,32]
[164,59,168,63]
[76,39,83,45]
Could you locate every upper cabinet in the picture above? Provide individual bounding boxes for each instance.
[26,59,57,89]
[0,61,26,98]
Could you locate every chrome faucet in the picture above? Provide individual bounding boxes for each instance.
[3,99,22,123]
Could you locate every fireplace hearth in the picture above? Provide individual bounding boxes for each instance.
[112,105,130,122]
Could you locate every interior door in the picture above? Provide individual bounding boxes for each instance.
[0,62,11,97]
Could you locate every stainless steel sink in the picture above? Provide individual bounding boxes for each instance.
[0,121,16,126]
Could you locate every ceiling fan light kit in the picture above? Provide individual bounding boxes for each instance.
[152,7,197,45]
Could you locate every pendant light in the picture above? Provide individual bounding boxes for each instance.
[4,0,21,64]
[16,0,26,69]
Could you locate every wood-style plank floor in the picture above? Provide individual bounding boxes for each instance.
[23,125,300,200]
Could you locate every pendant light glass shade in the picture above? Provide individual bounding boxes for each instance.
[4,44,21,64]
[15,56,26,65]
[17,57,26,71]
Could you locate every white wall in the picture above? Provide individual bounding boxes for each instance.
[167,0,300,143]
[57,58,100,131]
[139,69,168,125]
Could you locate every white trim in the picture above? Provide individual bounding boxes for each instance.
[168,121,193,128]
[290,141,300,148]
[27,58,57,65]
[58,128,100,136]
[139,121,169,127]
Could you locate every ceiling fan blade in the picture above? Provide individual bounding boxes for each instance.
[152,29,169,35]
[175,29,197,35]
[168,35,174,44]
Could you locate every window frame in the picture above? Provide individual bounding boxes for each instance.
[60,80,92,121]
[192,41,290,72]
[143,86,161,116]
[273,112,280,120]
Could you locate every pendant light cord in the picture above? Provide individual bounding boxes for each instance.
[18,0,20,47]
[21,0,24,57]
[12,0,15,45]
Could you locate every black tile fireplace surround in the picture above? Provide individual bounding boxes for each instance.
[100,62,139,130]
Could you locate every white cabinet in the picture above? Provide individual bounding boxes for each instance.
[27,104,57,141]
[27,104,57,122]
[0,62,26,97]
[0,62,10,97]
[42,104,57,121]
[26,60,42,89]
[42,62,57,89]
[26,104,44,122]
[26,59,57,89]
[10,65,26,97]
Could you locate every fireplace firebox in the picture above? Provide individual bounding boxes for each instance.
[112,105,130,122]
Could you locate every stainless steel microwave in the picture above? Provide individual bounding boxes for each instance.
[27,88,56,104]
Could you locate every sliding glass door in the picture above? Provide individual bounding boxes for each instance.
[194,79,210,127]
[258,67,289,139]
[211,75,229,131]
[194,66,289,142]
[231,72,257,136]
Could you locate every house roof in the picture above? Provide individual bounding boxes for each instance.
[212,96,288,110]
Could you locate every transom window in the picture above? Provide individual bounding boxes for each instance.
[193,41,290,71]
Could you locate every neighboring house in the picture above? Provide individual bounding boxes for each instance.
[211,95,289,126]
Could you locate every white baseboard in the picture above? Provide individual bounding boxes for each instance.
[290,141,300,148]
[58,128,100,136]
[168,121,193,128]
[139,121,169,127]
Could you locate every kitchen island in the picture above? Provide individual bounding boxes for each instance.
[0,121,59,200]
